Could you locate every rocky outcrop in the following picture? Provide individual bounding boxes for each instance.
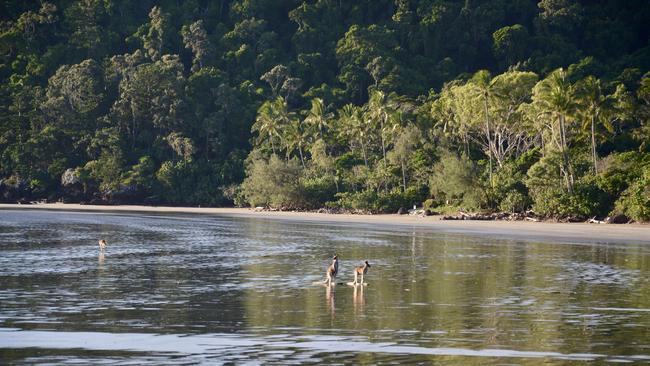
[100,183,141,204]
[61,168,80,186]
[0,176,29,203]
[605,214,630,224]
[59,168,86,203]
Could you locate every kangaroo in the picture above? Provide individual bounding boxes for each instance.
[352,261,370,286]
[324,254,339,286]
[98,239,107,251]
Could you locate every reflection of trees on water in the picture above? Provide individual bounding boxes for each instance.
[84,217,250,333]
[237,221,650,357]
[1,212,249,334]
[6,211,650,358]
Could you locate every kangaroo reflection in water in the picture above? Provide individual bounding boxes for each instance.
[98,252,105,267]
[325,283,335,320]
[353,283,365,314]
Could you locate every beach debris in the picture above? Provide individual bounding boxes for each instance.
[588,216,605,224]
[408,208,434,217]
[439,210,638,223]
[442,210,541,222]
[605,214,630,224]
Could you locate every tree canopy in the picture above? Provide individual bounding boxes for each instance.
[1,0,649,220]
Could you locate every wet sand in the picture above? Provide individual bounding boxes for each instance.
[1,203,649,244]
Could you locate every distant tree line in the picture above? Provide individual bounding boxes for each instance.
[0,1,648,220]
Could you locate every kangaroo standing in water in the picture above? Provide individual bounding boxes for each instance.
[98,239,106,251]
[352,261,370,286]
[324,255,339,286]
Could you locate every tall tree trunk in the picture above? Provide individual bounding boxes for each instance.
[360,139,368,167]
[401,159,407,192]
[380,117,387,162]
[269,132,276,155]
[131,112,136,149]
[559,114,573,194]
[483,96,493,187]
[591,114,598,174]
[298,145,305,169]
[334,174,339,192]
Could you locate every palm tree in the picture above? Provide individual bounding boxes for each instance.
[531,68,577,193]
[285,118,310,168]
[366,90,392,161]
[339,104,369,167]
[576,76,616,174]
[304,98,330,140]
[252,100,281,155]
[252,96,293,156]
[305,97,339,184]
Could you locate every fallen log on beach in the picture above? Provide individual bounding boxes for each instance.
[588,217,605,224]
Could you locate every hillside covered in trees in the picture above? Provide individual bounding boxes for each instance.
[1,0,649,221]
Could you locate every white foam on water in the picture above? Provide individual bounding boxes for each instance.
[3,328,646,362]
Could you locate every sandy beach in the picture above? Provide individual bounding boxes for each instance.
[1,203,649,244]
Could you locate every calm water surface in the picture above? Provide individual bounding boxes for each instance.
[1,209,649,365]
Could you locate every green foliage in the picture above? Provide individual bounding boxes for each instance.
[123,156,156,192]
[240,154,303,209]
[181,20,213,72]
[334,151,364,172]
[301,175,337,209]
[422,198,437,211]
[1,1,649,220]
[615,166,650,222]
[534,182,607,220]
[525,151,609,218]
[154,159,226,206]
[499,191,531,213]
[329,185,428,214]
[595,152,650,221]
[596,152,650,197]
[387,124,422,190]
[83,150,124,192]
[489,162,531,212]
[429,152,484,210]
[492,24,529,69]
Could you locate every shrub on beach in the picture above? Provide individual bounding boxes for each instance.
[328,185,428,213]
[429,151,484,210]
[240,154,304,209]
[614,166,650,222]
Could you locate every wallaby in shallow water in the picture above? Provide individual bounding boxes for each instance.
[323,254,339,286]
[351,261,370,286]
[98,239,106,251]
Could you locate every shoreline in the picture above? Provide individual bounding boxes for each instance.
[1,203,649,244]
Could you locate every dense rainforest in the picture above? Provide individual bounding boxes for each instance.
[1,0,649,221]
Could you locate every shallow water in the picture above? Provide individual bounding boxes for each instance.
[1,209,649,365]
